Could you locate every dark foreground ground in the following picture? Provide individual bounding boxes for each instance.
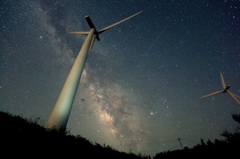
[0,111,239,158]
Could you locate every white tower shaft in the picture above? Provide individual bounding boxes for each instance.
[47,29,96,130]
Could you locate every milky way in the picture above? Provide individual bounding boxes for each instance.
[70,65,146,153]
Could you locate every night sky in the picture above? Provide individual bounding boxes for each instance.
[1,0,240,156]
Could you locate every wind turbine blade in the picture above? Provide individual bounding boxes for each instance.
[220,72,227,89]
[227,90,240,106]
[231,92,240,100]
[69,31,89,35]
[98,11,143,34]
[199,90,223,99]
[226,90,240,99]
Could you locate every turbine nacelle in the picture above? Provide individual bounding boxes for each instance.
[223,85,230,93]
[85,16,100,41]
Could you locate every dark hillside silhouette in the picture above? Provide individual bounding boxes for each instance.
[0,110,240,158]
[153,113,240,159]
[0,111,148,158]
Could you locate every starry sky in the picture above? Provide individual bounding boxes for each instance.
[1,0,240,156]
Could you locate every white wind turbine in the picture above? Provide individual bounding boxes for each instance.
[46,11,143,130]
[200,72,240,106]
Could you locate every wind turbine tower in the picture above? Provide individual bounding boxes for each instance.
[178,138,183,150]
[46,11,143,130]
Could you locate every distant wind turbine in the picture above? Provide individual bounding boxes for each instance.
[200,72,240,106]
[46,11,143,130]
